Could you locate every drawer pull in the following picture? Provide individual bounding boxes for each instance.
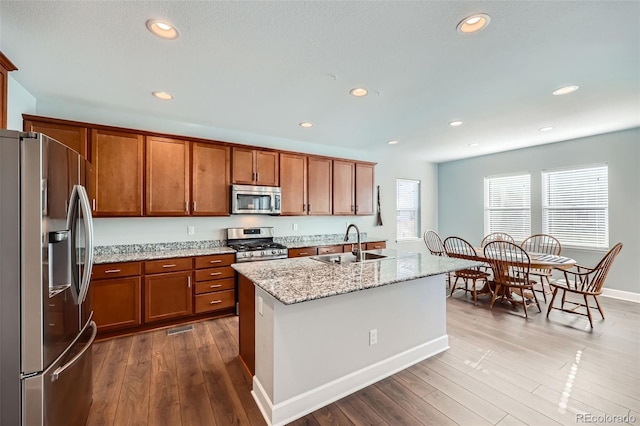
[162,264,177,268]
[299,252,308,255]
[209,272,222,276]
[209,284,222,288]
[210,300,222,305]
[209,260,222,264]
[104,269,121,273]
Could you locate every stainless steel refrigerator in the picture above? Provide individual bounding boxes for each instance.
[0,129,96,425]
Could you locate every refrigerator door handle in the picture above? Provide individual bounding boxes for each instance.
[51,321,97,382]
[76,185,94,304]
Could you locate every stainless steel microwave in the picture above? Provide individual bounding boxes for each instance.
[231,184,281,215]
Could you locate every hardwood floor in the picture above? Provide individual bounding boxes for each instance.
[87,292,639,425]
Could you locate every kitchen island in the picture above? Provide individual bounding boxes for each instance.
[232,249,480,426]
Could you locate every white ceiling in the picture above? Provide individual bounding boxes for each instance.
[1,1,638,162]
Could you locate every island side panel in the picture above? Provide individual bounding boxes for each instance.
[238,274,256,376]
[253,274,448,425]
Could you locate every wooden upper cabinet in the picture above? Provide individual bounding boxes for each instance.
[192,142,230,216]
[355,162,375,215]
[280,153,307,215]
[0,51,17,130]
[307,156,332,215]
[333,160,355,215]
[145,136,190,216]
[23,116,88,157]
[232,147,279,186]
[91,129,144,216]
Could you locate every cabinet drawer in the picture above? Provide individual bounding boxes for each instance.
[366,241,386,250]
[194,267,235,282]
[144,257,192,274]
[288,247,317,258]
[195,278,235,295]
[317,245,343,255]
[195,290,235,314]
[194,253,235,269]
[92,262,141,280]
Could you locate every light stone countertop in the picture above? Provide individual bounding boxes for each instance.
[231,249,482,305]
[94,246,236,264]
[282,237,386,249]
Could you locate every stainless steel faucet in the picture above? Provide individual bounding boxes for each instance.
[344,223,363,261]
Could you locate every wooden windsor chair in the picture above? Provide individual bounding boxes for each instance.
[520,234,562,303]
[443,236,490,306]
[547,243,623,328]
[423,230,451,289]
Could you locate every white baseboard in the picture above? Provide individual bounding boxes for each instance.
[251,335,449,426]
[602,288,640,303]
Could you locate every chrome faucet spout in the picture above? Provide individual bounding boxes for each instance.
[344,224,363,261]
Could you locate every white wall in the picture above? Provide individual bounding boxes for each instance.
[6,75,36,131]
[438,128,640,294]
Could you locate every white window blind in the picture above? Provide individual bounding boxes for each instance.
[542,165,608,249]
[484,173,531,241]
[397,179,420,239]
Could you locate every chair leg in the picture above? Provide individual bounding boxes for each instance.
[449,276,460,297]
[594,295,605,319]
[472,279,478,306]
[540,276,549,303]
[532,287,542,313]
[490,284,501,309]
[584,294,594,328]
[522,290,529,319]
[561,289,567,309]
[546,287,559,318]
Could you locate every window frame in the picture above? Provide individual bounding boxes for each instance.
[483,172,531,242]
[396,178,421,241]
[541,163,609,250]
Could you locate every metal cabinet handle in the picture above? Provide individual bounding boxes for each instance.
[209,260,222,264]
[209,284,222,288]
[188,276,191,288]
[185,201,189,213]
[209,272,222,276]
[162,264,177,268]
[209,300,222,305]
[193,201,197,212]
[104,269,121,274]
[256,172,259,182]
[92,199,96,211]
[299,252,308,255]
[52,321,97,382]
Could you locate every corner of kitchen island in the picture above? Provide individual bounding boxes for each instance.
[232,249,480,426]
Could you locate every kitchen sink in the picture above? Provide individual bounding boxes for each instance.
[311,252,390,265]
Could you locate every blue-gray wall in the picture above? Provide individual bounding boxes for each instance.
[438,128,640,294]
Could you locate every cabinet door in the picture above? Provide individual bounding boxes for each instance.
[308,156,332,215]
[333,160,355,215]
[192,142,230,216]
[145,136,190,216]
[355,163,375,215]
[24,118,88,157]
[231,147,256,184]
[91,129,144,216]
[144,271,193,323]
[255,150,279,186]
[92,276,141,332]
[280,153,307,215]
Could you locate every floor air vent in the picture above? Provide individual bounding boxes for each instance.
[166,325,194,336]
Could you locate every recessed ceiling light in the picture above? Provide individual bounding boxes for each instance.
[468,143,480,147]
[449,120,463,127]
[152,91,173,100]
[350,87,368,97]
[539,126,554,132]
[552,85,579,96]
[146,19,180,40]
[387,140,399,145]
[299,122,313,128]
[457,14,491,34]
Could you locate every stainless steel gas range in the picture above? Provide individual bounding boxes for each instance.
[226,227,288,263]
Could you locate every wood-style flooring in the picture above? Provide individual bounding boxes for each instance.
[87,290,640,426]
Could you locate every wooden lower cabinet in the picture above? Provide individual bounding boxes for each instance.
[194,253,236,314]
[144,271,193,323]
[91,261,142,333]
[288,247,318,258]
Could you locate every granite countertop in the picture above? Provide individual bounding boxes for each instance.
[93,246,235,264]
[231,249,481,305]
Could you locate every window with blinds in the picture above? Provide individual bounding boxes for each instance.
[542,164,608,249]
[397,179,420,239]
[484,173,531,241]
